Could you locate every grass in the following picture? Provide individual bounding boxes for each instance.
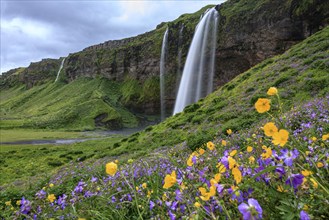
[0,129,86,143]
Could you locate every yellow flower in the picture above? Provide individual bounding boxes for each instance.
[128,159,134,163]
[221,140,227,146]
[310,178,318,188]
[305,151,310,156]
[263,122,278,137]
[311,137,317,142]
[255,98,271,113]
[106,162,118,176]
[207,141,215,150]
[78,218,86,220]
[163,171,177,189]
[180,182,187,190]
[277,185,287,192]
[232,167,242,184]
[247,146,253,152]
[136,186,139,191]
[267,87,278,96]
[317,162,324,168]
[142,183,147,189]
[114,159,119,164]
[272,129,289,146]
[187,155,194,166]
[199,148,205,155]
[261,146,272,159]
[322,133,329,141]
[199,186,216,201]
[162,193,167,201]
[230,150,237,157]
[217,163,227,173]
[301,170,313,177]
[5,201,11,206]
[228,156,237,169]
[147,190,153,198]
[16,200,21,206]
[249,156,255,163]
[194,202,201,208]
[227,129,232,135]
[214,173,221,182]
[48,194,56,203]
[49,183,54,188]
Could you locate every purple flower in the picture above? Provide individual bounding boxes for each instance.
[168,210,176,220]
[20,197,32,214]
[150,200,155,210]
[35,189,46,199]
[57,194,67,210]
[300,210,310,220]
[238,198,263,220]
[286,174,304,189]
[279,149,299,166]
[91,176,98,183]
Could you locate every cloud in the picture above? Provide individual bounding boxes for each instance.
[1,0,224,73]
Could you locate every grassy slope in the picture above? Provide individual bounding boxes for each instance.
[111,26,329,155]
[0,77,138,130]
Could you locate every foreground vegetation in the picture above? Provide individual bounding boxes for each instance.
[2,88,328,219]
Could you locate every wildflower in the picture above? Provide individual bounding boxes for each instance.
[194,202,201,208]
[114,159,119,163]
[199,186,216,201]
[150,200,155,210]
[238,198,263,220]
[228,156,237,169]
[261,146,272,159]
[322,133,329,141]
[136,186,139,191]
[49,183,54,188]
[272,129,289,146]
[48,194,56,203]
[317,162,324,168]
[199,148,205,155]
[301,170,312,177]
[217,163,227,173]
[286,174,304,189]
[230,150,237,156]
[187,155,194,166]
[78,218,86,220]
[263,122,278,137]
[277,185,287,192]
[163,171,177,189]
[232,167,242,184]
[255,98,271,113]
[247,146,253,152]
[106,162,118,176]
[279,149,299,166]
[142,183,147,189]
[16,200,21,205]
[249,156,255,163]
[5,201,11,206]
[20,197,32,214]
[207,141,215,150]
[267,87,278,96]
[222,140,227,146]
[310,178,318,188]
[227,129,232,135]
[300,210,310,220]
[128,159,134,163]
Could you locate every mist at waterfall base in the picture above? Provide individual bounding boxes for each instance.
[173,8,218,115]
[55,58,66,83]
[160,28,169,121]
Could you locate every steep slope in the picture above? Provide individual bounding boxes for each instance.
[111,26,329,156]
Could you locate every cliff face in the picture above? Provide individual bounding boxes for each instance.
[1,0,328,114]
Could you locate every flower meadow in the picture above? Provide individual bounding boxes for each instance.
[2,88,329,219]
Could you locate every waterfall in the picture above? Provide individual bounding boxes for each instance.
[173,8,218,115]
[55,58,66,83]
[160,28,169,121]
[175,25,184,94]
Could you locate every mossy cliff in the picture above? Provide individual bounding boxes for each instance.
[0,0,328,130]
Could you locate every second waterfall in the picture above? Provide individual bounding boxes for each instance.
[173,8,218,114]
[160,28,169,121]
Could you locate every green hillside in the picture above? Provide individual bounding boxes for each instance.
[0,78,139,130]
[112,26,329,156]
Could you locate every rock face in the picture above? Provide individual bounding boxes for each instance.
[2,0,329,114]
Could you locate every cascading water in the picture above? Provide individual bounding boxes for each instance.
[173,8,218,114]
[55,57,66,83]
[175,25,184,94]
[160,28,169,121]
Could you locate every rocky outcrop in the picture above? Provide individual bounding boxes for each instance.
[2,0,328,114]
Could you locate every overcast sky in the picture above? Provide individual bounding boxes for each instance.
[1,0,225,73]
